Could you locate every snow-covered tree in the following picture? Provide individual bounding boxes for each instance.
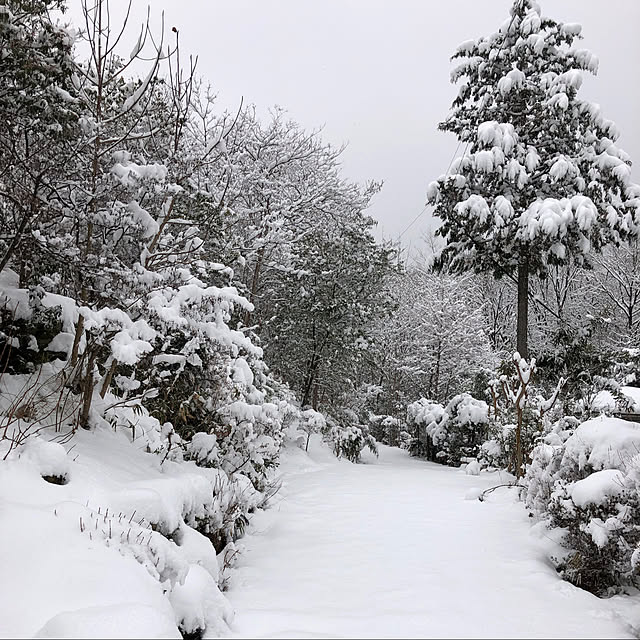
[428,0,640,358]
[0,0,78,278]
[590,241,640,345]
[361,268,495,417]
[262,210,394,411]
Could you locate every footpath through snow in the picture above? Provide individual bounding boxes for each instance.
[225,438,637,639]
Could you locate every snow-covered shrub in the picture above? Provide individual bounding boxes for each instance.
[481,353,567,477]
[397,429,412,450]
[368,413,402,446]
[169,564,234,638]
[0,278,64,374]
[17,437,70,485]
[295,408,327,452]
[523,415,579,512]
[440,393,490,465]
[477,424,515,471]
[477,408,556,473]
[325,412,378,463]
[536,323,639,421]
[525,416,640,594]
[408,394,489,466]
[183,438,269,553]
[406,398,446,459]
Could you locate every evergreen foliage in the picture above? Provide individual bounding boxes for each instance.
[428,0,640,356]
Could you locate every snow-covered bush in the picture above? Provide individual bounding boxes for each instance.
[295,408,327,452]
[397,429,412,450]
[368,413,402,446]
[325,412,378,463]
[407,398,446,460]
[408,394,489,466]
[477,410,547,474]
[525,416,640,594]
[0,278,65,374]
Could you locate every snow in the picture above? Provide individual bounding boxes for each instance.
[465,459,481,475]
[18,438,70,481]
[622,386,640,411]
[454,194,490,224]
[0,495,178,638]
[520,196,598,243]
[520,9,542,36]
[169,564,234,637]
[550,156,571,181]
[110,329,154,365]
[0,268,30,319]
[45,331,75,355]
[454,394,489,425]
[562,416,640,471]
[34,604,180,639]
[476,121,517,152]
[562,23,582,37]
[111,161,168,187]
[571,469,625,507]
[497,67,525,95]
[583,517,623,549]
[224,438,634,638]
[591,389,617,413]
[475,149,495,173]
[0,424,239,638]
[126,201,159,238]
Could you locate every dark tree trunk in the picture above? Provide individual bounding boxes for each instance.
[517,260,529,359]
[79,350,96,430]
[516,402,524,479]
[244,245,265,326]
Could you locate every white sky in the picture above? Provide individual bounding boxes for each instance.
[66,0,640,249]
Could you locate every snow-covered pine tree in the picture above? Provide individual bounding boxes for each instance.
[428,0,640,358]
[0,0,78,279]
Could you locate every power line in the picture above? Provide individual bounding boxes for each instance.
[397,0,525,243]
[397,141,462,240]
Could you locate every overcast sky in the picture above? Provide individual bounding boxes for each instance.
[67,1,640,249]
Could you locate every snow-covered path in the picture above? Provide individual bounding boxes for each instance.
[225,440,634,639]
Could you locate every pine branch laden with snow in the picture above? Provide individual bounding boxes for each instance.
[428,0,640,281]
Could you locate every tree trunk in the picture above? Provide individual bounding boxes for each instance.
[517,260,529,359]
[69,316,85,367]
[515,403,524,480]
[244,245,265,326]
[79,350,96,430]
[301,354,318,408]
[99,358,117,399]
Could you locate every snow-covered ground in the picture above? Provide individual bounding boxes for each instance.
[0,422,239,639]
[225,438,638,639]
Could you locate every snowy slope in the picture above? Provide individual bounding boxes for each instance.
[0,424,236,638]
[225,438,638,639]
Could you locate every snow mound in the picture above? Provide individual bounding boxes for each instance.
[0,423,259,637]
[18,438,70,483]
[562,416,640,471]
[465,460,481,475]
[169,564,234,637]
[571,469,625,507]
[34,604,180,639]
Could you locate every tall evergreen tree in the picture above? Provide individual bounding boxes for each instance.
[0,0,78,278]
[428,0,640,358]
